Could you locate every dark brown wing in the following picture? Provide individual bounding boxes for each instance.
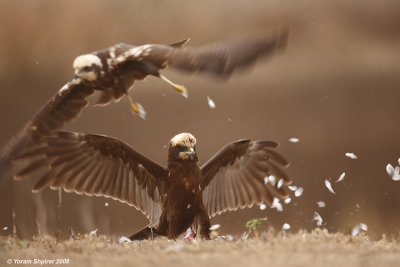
[116,28,289,76]
[201,139,291,217]
[0,79,94,183]
[14,131,168,226]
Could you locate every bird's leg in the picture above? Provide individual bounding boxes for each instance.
[197,208,211,239]
[159,74,188,98]
[126,94,146,119]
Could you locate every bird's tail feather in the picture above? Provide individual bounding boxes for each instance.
[129,226,162,241]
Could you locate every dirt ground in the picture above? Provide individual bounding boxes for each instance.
[1,230,399,267]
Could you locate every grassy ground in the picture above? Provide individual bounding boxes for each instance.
[1,229,399,267]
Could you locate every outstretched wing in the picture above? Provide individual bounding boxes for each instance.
[116,28,289,76]
[0,79,94,179]
[201,139,291,217]
[14,131,168,226]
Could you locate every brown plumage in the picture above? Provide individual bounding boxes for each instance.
[0,28,289,182]
[14,132,291,240]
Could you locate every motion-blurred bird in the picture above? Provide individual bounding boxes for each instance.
[14,132,291,240]
[0,29,289,183]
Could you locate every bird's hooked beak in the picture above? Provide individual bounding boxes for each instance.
[185,147,196,159]
[74,69,80,79]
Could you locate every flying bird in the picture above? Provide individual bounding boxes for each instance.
[0,28,289,182]
[14,132,291,240]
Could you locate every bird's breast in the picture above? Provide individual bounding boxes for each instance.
[165,168,203,208]
[167,176,202,197]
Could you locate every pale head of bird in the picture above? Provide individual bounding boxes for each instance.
[169,133,198,162]
[72,54,102,81]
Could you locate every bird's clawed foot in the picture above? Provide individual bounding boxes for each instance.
[160,74,188,98]
[127,94,146,119]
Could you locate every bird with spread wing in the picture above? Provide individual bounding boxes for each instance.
[14,132,291,240]
[0,28,289,181]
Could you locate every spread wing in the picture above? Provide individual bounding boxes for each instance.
[116,28,289,76]
[0,79,94,179]
[201,140,291,217]
[14,131,168,226]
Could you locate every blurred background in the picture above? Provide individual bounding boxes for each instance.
[0,0,399,240]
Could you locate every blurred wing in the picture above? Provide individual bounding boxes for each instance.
[14,131,168,226]
[117,28,289,77]
[201,140,291,217]
[0,79,94,174]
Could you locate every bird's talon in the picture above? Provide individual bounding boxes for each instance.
[127,95,146,119]
[181,91,189,99]
[160,74,188,97]
[129,102,146,120]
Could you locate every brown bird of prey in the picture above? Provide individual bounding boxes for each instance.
[0,29,288,182]
[14,132,291,240]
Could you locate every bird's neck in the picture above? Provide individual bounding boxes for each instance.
[167,160,199,174]
[167,161,202,187]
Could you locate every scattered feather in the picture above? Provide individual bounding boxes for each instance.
[325,180,336,194]
[295,187,304,197]
[119,236,133,244]
[259,204,267,210]
[269,175,276,186]
[351,226,360,236]
[336,172,346,183]
[2,226,8,231]
[186,204,191,209]
[288,137,300,143]
[271,197,283,212]
[264,175,276,186]
[284,197,292,204]
[288,185,298,191]
[386,164,395,176]
[277,178,284,189]
[104,202,109,207]
[386,163,400,181]
[89,228,98,236]
[313,212,323,226]
[316,201,326,208]
[130,103,147,120]
[207,96,216,109]
[209,224,221,231]
[282,223,291,230]
[226,235,234,241]
[393,168,400,181]
[360,223,368,231]
[345,152,358,159]
[352,223,368,236]
[181,91,189,99]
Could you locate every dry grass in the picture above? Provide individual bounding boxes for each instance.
[1,229,400,267]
